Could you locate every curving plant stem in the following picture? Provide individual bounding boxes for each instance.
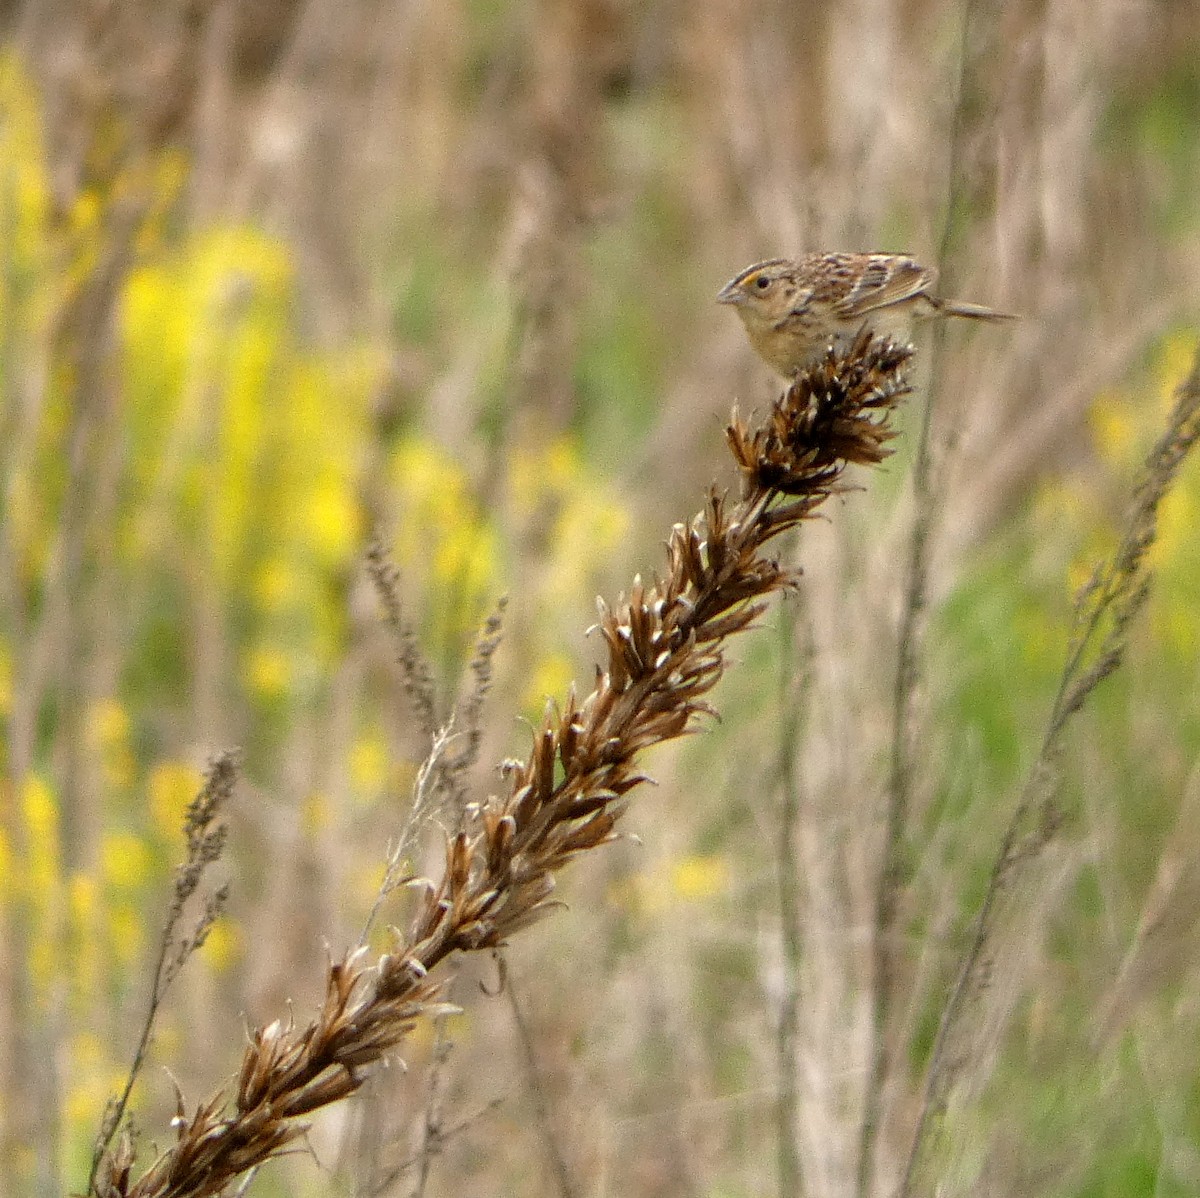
[91,332,914,1198]
[897,344,1200,1198]
[859,4,990,1194]
[773,580,810,1198]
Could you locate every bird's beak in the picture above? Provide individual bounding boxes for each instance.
[716,279,745,306]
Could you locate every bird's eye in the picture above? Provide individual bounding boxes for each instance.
[755,275,771,290]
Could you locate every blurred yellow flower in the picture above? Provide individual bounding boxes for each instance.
[1151,485,1194,569]
[87,697,129,744]
[548,497,629,602]
[4,472,39,583]
[155,1018,182,1060]
[133,149,189,255]
[0,825,12,903]
[610,855,732,917]
[1155,599,1200,658]
[523,653,576,716]
[433,520,498,598]
[198,227,293,298]
[101,831,153,891]
[305,476,360,564]
[0,647,10,716]
[353,860,395,911]
[253,557,296,613]
[23,773,60,897]
[149,762,204,840]
[350,734,390,797]
[63,1032,117,1131]
[391,438,475,568]
[198,916,241,972]
[245,644,291,699]
[509,436,631,616]
[542,437,580,487]
[1031,477,1087,532]
[393,437,452,500]
[387,433,508,657]
[1155,330,1198,414]
[72,1030,105,1072]
[29,937,57,1001]
[23,773,57,835]
[301,792,332,837]
[13,778,62,1008]
[0,57,52,343]
[87,698,135,789]
[409,1008,470,1051]
[588,499,630,552]
[68,187,102,240]
[671,854,731,902]
[108,901,145,969]
[68,872,98,925]
[0,55,47,165]
[1088,391,1138,464]
[1065,556,1094,600]
[64,1074,108,1131]
[510,435,581,517]
[67,872,102,1009]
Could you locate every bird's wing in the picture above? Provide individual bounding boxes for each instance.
[831,255,936,318]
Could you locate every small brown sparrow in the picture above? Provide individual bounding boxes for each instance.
[717,252,1015,376]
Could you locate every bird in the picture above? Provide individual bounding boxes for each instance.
[716,252,1015,377]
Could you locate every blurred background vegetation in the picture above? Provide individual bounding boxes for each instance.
[1,1,1199,1195]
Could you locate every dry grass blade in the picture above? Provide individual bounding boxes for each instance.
[366,537,440,740]
[860,5,984,1189]
[899,340,1200,1198]
[87,751,237,1197]
[358,579,508,947]
[450,595,509,781]
[90,334,915,1197]
[1050,345,1200,739]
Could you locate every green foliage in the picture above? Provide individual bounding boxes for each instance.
[576,218,673,452]
[0,49,644,1178]
[1103,65,1200,235]
[0,3,1196,1189]
[923,331,1200,1197]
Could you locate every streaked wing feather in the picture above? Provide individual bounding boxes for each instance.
[833,255,935,318]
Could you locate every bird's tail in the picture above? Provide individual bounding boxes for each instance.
[934,296,1019,322]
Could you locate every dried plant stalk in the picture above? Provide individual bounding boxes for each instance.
[91,331,913,1198]
[86,752,236,1195]
[898,341,1200,1198]
[861,3,985,1191]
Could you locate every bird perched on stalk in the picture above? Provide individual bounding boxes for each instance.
[717,252,1015,377]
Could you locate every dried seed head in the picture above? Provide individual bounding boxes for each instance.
[93,332,915,1198]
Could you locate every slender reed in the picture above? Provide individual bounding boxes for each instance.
[90,331,914,1197]
[899,342,1200,1198]
[85,752,235,1195]
[774,582,810,1198]
[859,4,990,1192]
[505,966,580,1198]
[409,998,456,1198]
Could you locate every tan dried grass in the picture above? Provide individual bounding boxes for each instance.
[92,332,914,1197]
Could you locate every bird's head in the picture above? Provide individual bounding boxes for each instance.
[716,259,800,331]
